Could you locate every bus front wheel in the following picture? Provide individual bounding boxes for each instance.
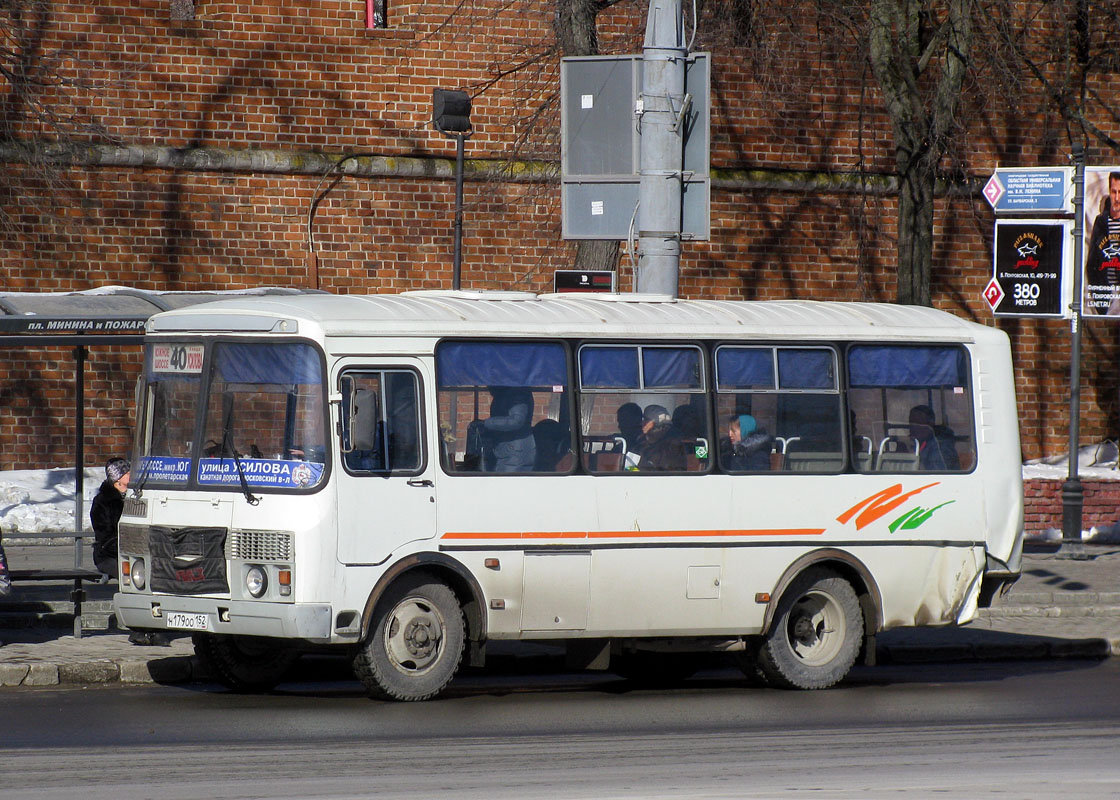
[353,574,466,701]
[192,633,299,692]
[755,568,863,690]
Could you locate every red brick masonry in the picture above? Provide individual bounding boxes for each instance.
[1024,478,1120,537]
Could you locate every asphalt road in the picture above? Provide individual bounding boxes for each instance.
[3,659,1120,798]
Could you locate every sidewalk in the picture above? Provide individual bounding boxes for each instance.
[1,545,1118,688]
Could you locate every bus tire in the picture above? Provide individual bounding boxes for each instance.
[731,636,771,687]
[192,633,299,692]
[353,574,465,701]
[756,568,863,690]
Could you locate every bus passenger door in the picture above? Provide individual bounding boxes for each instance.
[334,363,437,565]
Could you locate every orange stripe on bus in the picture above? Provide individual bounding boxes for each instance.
[440,528,825,541]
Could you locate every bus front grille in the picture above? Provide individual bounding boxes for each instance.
[227,529,293,562]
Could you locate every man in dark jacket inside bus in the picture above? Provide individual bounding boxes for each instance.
[636,404,689,471]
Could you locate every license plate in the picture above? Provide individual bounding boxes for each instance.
[165,612,211,631]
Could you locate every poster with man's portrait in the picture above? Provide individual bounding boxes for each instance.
[1082,167,1120,316]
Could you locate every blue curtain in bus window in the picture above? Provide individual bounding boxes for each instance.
[214,343,322,385]
[644,347,702,389]
[579,346,640,389]
[436,341,567,388]
[715,348,775,390]
[777,349,835,390]
[847,346,967,388]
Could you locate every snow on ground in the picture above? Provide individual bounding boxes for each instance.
[0,468,103,536]
[0,457,1119,542]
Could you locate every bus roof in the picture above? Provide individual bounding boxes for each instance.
[146,291,1001,344]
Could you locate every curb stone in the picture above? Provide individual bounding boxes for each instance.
[59,661,120,684]
[0,663,30,686]
[24,664,59,686]
[120,655,195,684]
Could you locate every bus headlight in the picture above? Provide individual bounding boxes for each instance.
[246,565,268,598]
[131,558,147,591]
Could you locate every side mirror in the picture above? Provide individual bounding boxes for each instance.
[340,376,379,453]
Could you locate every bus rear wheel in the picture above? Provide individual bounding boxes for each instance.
[192,633,299,692]
[353,574,465,701]
[755,568,863,690]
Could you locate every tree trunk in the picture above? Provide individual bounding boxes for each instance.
[868,0,970,307]
[895,164,934,307]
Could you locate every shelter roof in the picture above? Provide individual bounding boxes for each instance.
[0,286,324,342]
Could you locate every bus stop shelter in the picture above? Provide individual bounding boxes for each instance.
[0,286,324,624]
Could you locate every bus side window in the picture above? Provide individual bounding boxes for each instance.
[434,340,571,475]
[847,345,974,473]
[577,344,709,474]
[714,346,841,473]
[340,370,422,474]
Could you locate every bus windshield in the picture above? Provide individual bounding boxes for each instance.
[135,341,328,492]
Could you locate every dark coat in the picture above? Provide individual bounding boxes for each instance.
[90,479,124,563]
[722,430,775,471]
[481,388,536,472]
[637,424,688,472]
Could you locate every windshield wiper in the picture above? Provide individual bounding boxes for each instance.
[222,408,259,506]
[131,455,151,499]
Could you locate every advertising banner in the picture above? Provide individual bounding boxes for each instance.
[990,220,1071,318]
[138,455,324,488]
[1082,167,1120,317]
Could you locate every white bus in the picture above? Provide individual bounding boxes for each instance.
[115,291,1023,699]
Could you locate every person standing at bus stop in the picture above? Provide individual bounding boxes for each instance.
[91,457,130,579]
[92,458,165,645]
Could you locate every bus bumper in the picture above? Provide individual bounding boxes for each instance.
[114,593,333,642]
[978,541,1023,609]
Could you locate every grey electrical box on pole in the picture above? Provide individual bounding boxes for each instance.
[635,0,687,295]
[559,54,709,240]
[559,1,707,298]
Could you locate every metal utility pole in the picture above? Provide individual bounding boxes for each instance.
[635,0,687,296]
[432,89,473,290]
[1061,145,1086,552]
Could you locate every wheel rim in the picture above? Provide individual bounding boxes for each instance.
[785,589,846,667]
[383,596,446,675]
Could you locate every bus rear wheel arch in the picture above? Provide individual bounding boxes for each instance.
[752,566,864,690]
[353,572,466,701]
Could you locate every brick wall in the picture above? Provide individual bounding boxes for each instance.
[1023,478,1120,538]
[2,2,1120,468]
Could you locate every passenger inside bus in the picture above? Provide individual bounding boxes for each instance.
[636,404,689,471]
[614,402,644,457]
[908,404,960,471]
[720,414,774,471]
[475,386,536,472]
[532,418,571,472]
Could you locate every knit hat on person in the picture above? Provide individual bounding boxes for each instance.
[105,458,131,483]
[738,414,757,436]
